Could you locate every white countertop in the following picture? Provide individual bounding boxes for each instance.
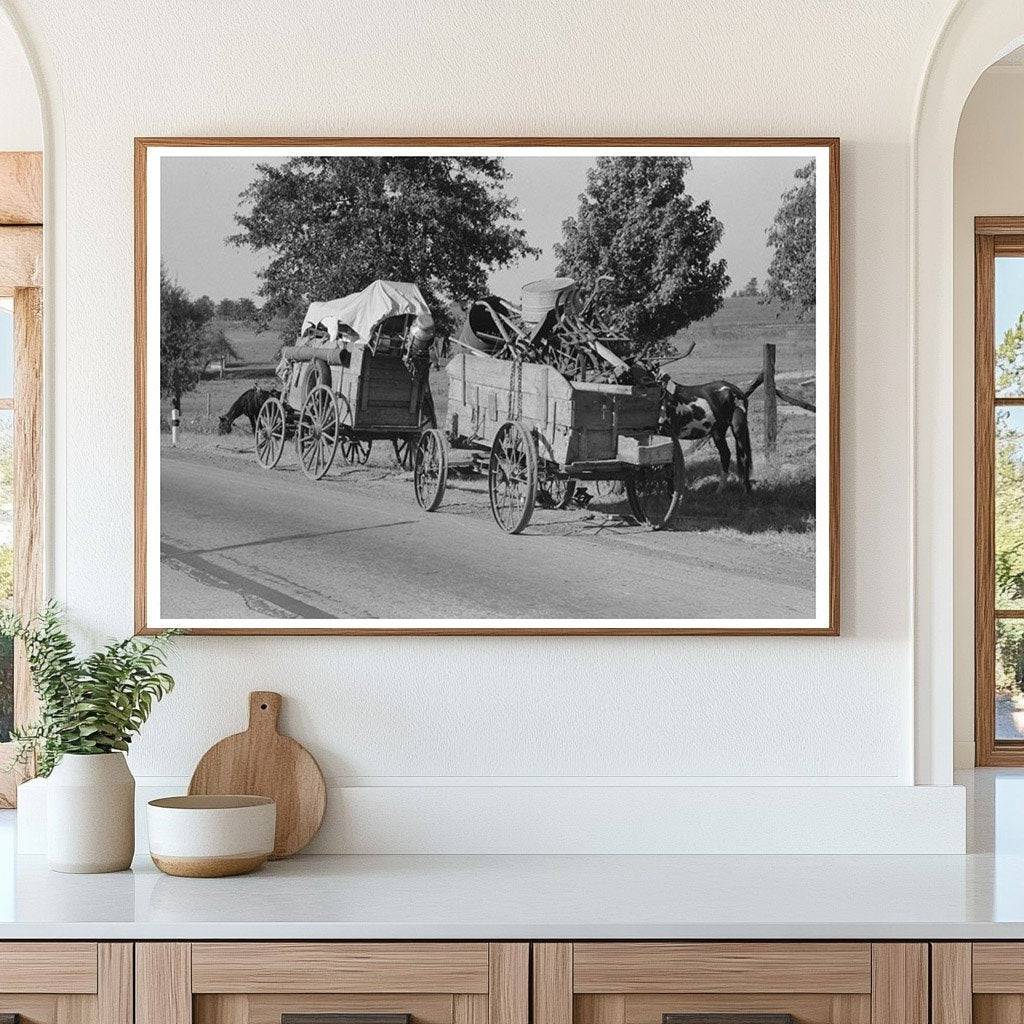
[1,770,1022,941]
[2,849,1024,940]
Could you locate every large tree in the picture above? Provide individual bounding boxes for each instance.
[229,156,538,340]
[996,313,1024,620]
[765,161,816,314]
[554,156,728,357]
[160,267,214,408]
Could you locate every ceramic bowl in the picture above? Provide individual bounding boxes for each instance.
[147,795,276,877]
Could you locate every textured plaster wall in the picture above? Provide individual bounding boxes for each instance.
[0,1,964,809]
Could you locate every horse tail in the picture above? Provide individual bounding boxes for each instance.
[730,398,753,491]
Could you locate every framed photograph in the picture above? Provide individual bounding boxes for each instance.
[135,137,839,636]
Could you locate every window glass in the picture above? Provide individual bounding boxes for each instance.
[997,619,1024,740]
[996,257,1024,396]
[0,403,10,742]
[997,407,1024,609]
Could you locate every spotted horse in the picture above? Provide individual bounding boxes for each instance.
[658,375,753,492]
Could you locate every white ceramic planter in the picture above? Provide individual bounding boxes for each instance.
[46,752,135,873]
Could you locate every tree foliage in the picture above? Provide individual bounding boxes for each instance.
[996,315,1024,616]
[554,156,728,357]
[0,603,177,776]
[994,314,1024,694]
[229,156,538,340]
[216,297,258,320]
[765,161,817,314]
[160,267,214,405]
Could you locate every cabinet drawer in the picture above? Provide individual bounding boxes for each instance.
[535,944,925,1024]
[191,943,490,993]
[139,942,528,1024]
[0,942,98,993]
[0,943,130,1024]
[572,943,872,994]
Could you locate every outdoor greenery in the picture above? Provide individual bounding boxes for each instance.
[216,297,258,320]
[229,156,539,341]
[995,313,1024,693]
[160,266,215,407]
[160,269,244,405]
[555,156,729,358]
[765,161,817,314]
[0,604,177,776]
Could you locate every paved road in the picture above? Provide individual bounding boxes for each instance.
[159,451,815,622]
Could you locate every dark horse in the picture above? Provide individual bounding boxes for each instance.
[659,375,753,491]
[218,385,279,435]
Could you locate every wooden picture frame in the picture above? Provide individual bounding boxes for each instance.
[975,216,1024,765]
[135,137,840,636]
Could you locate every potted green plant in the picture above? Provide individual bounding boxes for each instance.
[2,604,177,873]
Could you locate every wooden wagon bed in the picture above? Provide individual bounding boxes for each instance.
[444,350,667,468]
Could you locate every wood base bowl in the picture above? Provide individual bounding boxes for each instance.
[147,795,276,878]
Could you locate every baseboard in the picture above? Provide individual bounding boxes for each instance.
[16,778,967,856]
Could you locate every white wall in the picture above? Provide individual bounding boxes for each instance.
[1,0,972,851]
[952,65,1024,768]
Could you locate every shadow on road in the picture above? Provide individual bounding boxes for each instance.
[181,519,420,557]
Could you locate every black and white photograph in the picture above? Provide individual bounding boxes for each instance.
[136,140,838,634]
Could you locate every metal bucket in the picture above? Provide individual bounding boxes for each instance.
[521,276,575,324]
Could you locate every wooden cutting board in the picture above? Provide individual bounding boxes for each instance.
[188,691,326,859]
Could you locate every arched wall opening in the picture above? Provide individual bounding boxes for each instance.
[914,0,1024,784]
[951,46,1024,768]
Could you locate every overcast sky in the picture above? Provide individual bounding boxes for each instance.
[160,153,809,305]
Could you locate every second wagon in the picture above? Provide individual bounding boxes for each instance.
[254,280,437,478]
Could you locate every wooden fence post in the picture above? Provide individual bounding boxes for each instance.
[763,342,778,480]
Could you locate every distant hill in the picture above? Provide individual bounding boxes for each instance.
[213,317,290,368]
[664,295,817,383]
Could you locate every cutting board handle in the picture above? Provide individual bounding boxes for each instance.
[248,691,282,734]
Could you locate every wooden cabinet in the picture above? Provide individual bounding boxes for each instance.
[136,943,528,1024]
[533,944,928,1024]
[0,943,132,1024]
[931,943,1024,1024]
[0,938,946,1024]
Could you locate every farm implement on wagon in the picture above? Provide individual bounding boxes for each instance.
[253,280,437,478]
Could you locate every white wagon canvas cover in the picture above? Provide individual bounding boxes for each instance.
[299,280,434,345]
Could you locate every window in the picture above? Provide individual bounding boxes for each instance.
[0,151,42,806]
[0,300,11,744]
[975,220,1024,764]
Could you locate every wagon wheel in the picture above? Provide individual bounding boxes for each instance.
[534,438,576,510]
[626,436,685,530]
[488,420,538,535]
[414,428,448,512]
[254,396,287,470]
[392,437,414,470]
[296,384,340,480]
[353,438,372,464]
[540,469,576,510]
[335,394,372,464]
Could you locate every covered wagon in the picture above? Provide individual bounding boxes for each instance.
[254,280,437,477]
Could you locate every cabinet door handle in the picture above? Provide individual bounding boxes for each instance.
[283,1016,411,1024]
[664,1016,797,1024]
